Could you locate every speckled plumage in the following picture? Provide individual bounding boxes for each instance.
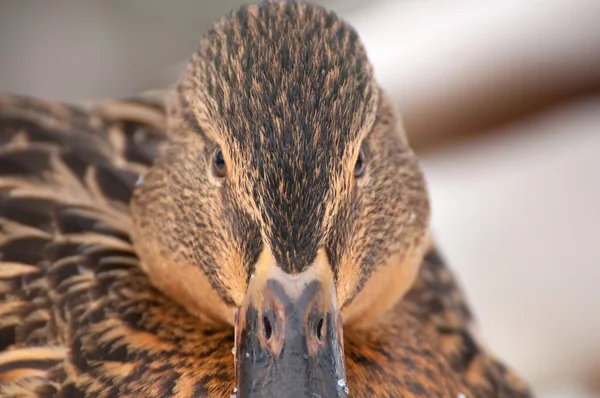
[0,2,531,397]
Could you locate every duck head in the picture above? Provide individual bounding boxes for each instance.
[131,2,430,397]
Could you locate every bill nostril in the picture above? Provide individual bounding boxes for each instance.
[263,315,273,340]
[316,317,324,342]
[256,307,284,356]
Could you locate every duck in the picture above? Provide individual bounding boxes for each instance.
[0,2,532,397]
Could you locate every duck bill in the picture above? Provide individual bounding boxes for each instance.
[234,250,348,397]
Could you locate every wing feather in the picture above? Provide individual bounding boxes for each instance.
[404,248,531,397]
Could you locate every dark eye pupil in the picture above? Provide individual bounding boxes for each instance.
[212,147,226,177]
[214,151,225,169]
[354,150,365,177]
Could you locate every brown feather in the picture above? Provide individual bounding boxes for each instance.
[0,2,531,397]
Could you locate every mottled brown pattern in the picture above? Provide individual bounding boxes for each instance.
[0,1,531,397]
[0,95,530,397]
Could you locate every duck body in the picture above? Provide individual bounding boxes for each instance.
[0,95,529,397]
[0,2,531,397]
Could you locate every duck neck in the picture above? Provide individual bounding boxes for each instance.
[342,232,431,331]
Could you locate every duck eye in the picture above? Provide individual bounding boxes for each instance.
[354,150,366,178]
[212,146,226,178]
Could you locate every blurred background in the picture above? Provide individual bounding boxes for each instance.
[1,0,599,396]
